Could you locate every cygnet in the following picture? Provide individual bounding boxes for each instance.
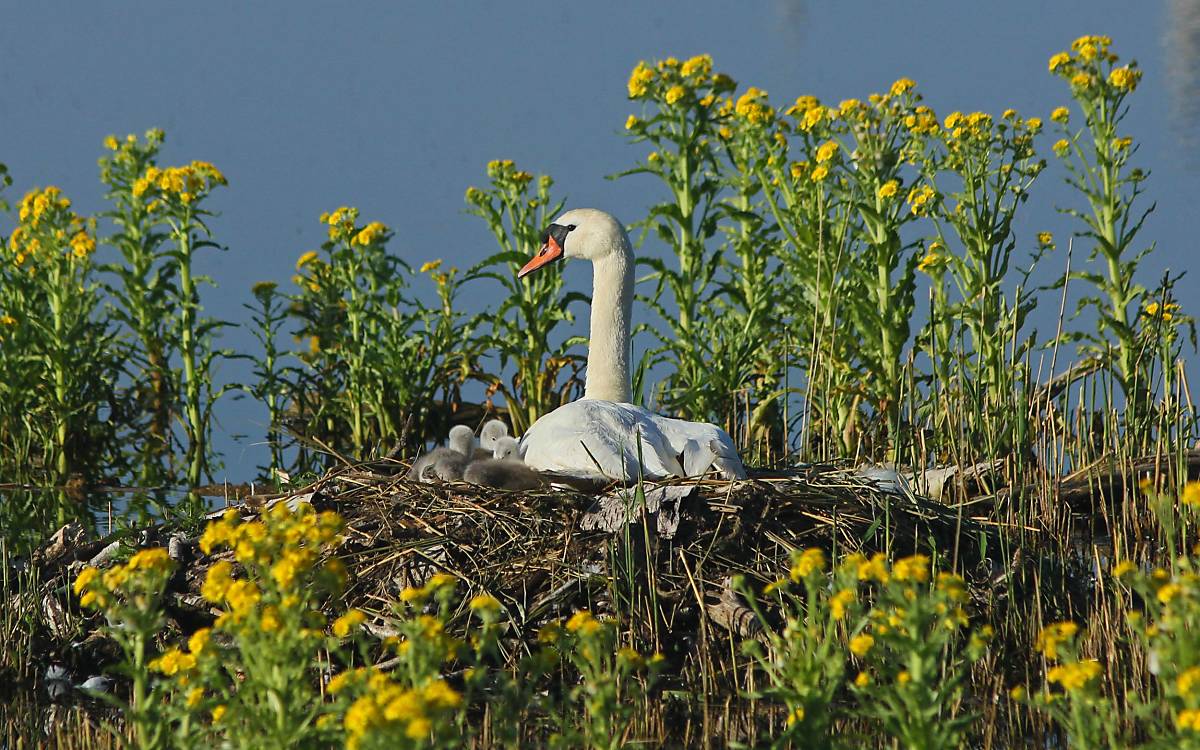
[463,436,542,490]
[471,418,510,460]
[408,425,475,482]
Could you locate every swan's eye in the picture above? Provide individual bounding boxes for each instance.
[567,224,577,231]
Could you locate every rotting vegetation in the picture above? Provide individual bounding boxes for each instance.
[2,34,1200,748]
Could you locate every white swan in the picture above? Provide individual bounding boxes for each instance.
[516,208,747,483]
[463,436,543,490]
[408,425,474,482]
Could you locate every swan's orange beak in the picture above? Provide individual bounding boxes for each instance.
[518,234,564,278]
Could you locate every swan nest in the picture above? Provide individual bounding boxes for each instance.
[16,462,1005,698]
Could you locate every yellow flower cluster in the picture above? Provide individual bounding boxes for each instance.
[1046,659,1102,691]
[1109,66,1141,91]
[566,609,603,636]
[906,185,936,216]
[1143,301,1181,323]
[679,54,712,79]
[790,548,827,581]
[333,608,368,638]
[132,161,226,206]
[150,647,198,677]
[1036,621,1079,660]
[353,221,389,247]
[830,588,856,619]
[849,633,875,657]
[1179,709,1200,732]
[734,87,772,125]
[628,61,655,98]
[8,186,97,265]
[1051,106,1070,123]
[889,78,916,97]
[400,572,457,605]
[74,547,175,610]
[814,140,839,163]
[904,105,940,135]
[1182,481,1200,506]
[892,554,930,583]
[336,669,462,750]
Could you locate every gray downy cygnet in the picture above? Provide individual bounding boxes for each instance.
[463,436,542,490]
[408,425,475,482]
[472,419,510,460]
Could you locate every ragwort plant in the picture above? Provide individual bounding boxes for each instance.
[739,548,861,749]
[98,130,177,486]
[623,56,788,441]
[128,153,234,488]
[74,548,178,750]
[0,183,127,524]
[915,107,1047,462]
[464,161,582,434]
[1049,36,1157,430]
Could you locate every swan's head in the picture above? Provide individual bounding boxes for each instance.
[517,208,627,278]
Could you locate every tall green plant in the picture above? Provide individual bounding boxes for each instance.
[1048,36,1155,434]
[464,161,580,435]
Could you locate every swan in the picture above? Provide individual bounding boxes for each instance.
[516,208,746,483]
[463,436,543,490]
[473,419,510,460]
[408,425,474,482]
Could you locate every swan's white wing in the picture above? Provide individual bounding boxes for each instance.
[520,400,684,482]
[650,415,748,480]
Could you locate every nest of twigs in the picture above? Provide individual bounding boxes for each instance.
[11,462,1004,704]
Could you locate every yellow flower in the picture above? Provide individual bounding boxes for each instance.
[1159,583,1182,604]
[815,140,839,163]
[1037,621,1079,660]
[810,165,829,182]
[897,671,912,685]
[1183,482,1200,506]
[1112,560,1137,578]
[201,561,234,603]
[566,610,601,636]
[625,114,639,130]
[128,547,172,571]
[1051,106,1070,123]
[830,589,855,620]
[628,61,654,98]
[296,251,319,270]
[353,221,388,247]
[1178,708,1200,732]
[854,671,870,687]
[1046,659,1102,691]
[1109,66,1140,92]
[849,634,875,657]
[1038,232,1054,247]
[1048,52,1071,73]
[891,554,929,583]
[1053,138,1070,155]
[877,180,899,200]
[103,135,119,151]
[889,78,915,97]
[734,87,772,125]
[333,608,367,637]
[906,185,936,215]
[1070,72,1091,89]
[74,567,100,595]
[665,85,686,105]
[188,628,212,656]
[789,548,826,581]
[856,553,890,583]
[1178,667,1200,697]
[186,687,204,709]
[468,594,501,615]
[1144,301,1181,323]
[680,54,712,78]
[149,648,197,676]
[785,706,805,726]
[212,705,227,722]
[406,717,432,740]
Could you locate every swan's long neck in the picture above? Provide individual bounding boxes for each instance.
[586,241,633,403]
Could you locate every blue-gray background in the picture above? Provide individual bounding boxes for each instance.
[4,1,1198,482]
